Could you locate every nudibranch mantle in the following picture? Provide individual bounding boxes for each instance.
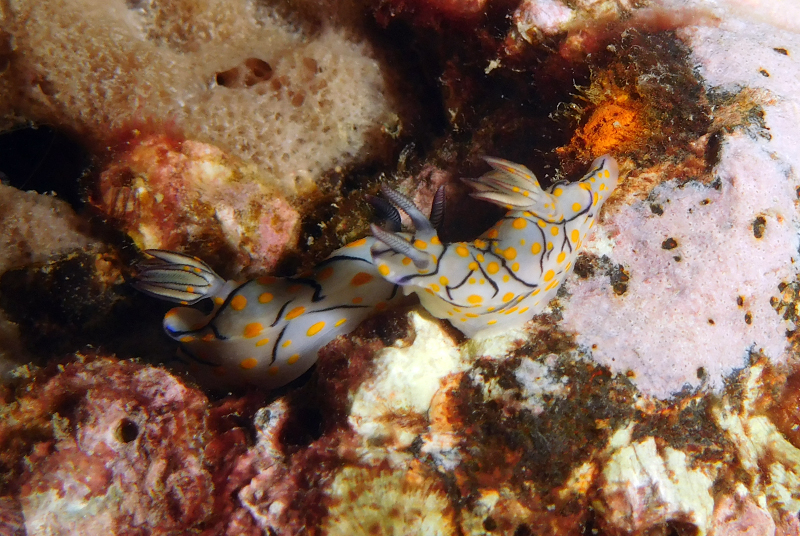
[133,238,399,388]
[370,154,619,338]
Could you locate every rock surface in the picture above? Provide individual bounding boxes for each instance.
[1,0,800,534]
[0,185,98,378]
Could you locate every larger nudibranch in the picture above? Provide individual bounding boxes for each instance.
[370,154,619,337]
[133,239,399,388]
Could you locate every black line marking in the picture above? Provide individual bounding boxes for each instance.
[500,262,540,289]
[317,253,377,268]
[204,324,228,341]
[396,243,448,285]
[195,279,256,332]
[533,223,548,274]
[166,320,229,341]
[270,324,288,366]
[485,247,539,290]
[560,229,571,254]
[371,245,394,257]
[271,300,292,327]
[492,298,521,313]
[448,267,475,294]
[308,303,370,313]
[473,254,500,298]
[426,293,478,309]
[283,276,326,302]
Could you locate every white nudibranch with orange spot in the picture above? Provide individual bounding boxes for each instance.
[132,239,400,388]
[133,154,617,387]
[370,154,619,337]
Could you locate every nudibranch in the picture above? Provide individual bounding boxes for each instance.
[369,154,619,337]
[133,154,618,388]
[132,239,400,388]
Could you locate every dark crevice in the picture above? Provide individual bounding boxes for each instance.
[0,125,91,209]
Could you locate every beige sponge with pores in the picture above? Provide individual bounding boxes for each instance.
[0,0,399,195]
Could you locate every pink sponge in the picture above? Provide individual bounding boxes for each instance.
[561,134,799,398]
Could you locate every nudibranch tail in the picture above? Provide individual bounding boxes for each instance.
[591,154,620,194]
[132,250,231,305]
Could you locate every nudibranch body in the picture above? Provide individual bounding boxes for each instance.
[370,154,619,337]
[134,155,618,388]
[133,238,399,388]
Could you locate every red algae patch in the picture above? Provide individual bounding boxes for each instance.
[92,133,299,275]
[767,367,800,449]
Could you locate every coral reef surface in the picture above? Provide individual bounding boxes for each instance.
[2,0,800,534]
[562,14,800,397]
[0,357,260,536]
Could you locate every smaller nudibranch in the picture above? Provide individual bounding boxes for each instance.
[133,239,400,388]
[370,154,619,338]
